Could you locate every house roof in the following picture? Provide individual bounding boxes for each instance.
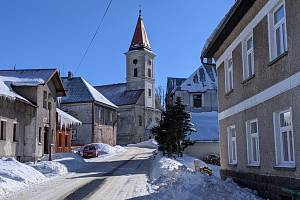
[56,108,81,128]
[0,68,66,96]
[94,83,144,106]
[129,10,152,51]
[180,64,217,93]
[166,77,187,95]
[60,77,117,109]
[188,111,219,141]
[201,0,255,58]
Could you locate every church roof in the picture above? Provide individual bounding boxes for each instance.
[94,83,144,106]
[60,77,117,109]
[129,11,151,51]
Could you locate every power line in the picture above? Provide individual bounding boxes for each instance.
[75,0,113,74]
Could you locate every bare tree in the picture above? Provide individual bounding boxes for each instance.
[155,86,166,110]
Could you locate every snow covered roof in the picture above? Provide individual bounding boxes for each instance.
[166,77,187,95]
[0,75,44,105]
[180,65,217,93]
[188,112,219,141]
[94,83,144,106]
[61,77,117,109]
[56,108,81,128]
[0,69,66,96]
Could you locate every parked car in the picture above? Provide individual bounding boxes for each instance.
[82,144,100,158]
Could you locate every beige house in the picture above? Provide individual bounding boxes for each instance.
[0,69,66,162]
[202,0,300,199]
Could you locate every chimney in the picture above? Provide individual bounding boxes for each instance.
[67,71,73,80]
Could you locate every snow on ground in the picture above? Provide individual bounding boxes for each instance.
[127,139,158,149]
[93,143,126,154]
[0,157,47,197]
[146,153,262,200]
[28,161,68,178]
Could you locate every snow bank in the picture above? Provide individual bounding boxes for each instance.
[147,154,262,200]
[93,143,126,154]
[29,161,68,178]
[0,158,46,197]
[41,152,86,172]
[127,139,158,149]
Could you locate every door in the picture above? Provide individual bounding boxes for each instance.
[44,127,49,154]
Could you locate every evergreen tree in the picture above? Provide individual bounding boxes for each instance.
[152,96,196,156]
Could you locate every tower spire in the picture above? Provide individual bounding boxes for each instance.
[129,9,151,51]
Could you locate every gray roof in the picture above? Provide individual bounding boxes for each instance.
[94,83,144,106]
[60,77,117,108]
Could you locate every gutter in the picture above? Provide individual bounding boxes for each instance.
[200,57,216,67]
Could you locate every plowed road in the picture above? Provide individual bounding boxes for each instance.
[5,147,155,200]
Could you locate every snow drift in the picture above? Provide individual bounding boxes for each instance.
[0,157,47,197]
[147,154,262,200]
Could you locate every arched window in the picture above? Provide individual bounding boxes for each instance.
[148,68,151,77]
[134,68,138,77]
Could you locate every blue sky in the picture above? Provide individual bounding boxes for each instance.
[0,0,234,88]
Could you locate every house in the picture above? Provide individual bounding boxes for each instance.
[201,0,300,198]
[56,108,81,153]
[94,11,161,145]
[166,65,219,159]
[59,73,118,147]
[0,69,65,162]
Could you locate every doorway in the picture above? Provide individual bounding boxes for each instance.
[44,127,49,154]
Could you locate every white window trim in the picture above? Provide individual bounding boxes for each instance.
[225,56,233,93]
[273,107,295,168]
[227,125,237,165]
[268,0,288,61]
[246,119,260,166]
[242,33,255,80]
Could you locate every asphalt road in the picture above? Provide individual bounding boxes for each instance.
[5,147,155,200]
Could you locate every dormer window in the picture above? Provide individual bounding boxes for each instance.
[134,68,138,77]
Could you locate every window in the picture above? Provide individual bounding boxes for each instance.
[38,127,42,143]
[138,115,142,126]
[58,134,62,147]
[246,119,260,165]
[243,34,254,80]
[71,130,77,141]
[148,89,152,97]
[134,68,138,77]
[13,123,17,142]
[109,111,113,122]
[98,108,103,122]
[0,120,6,140]
[148,68,151,78]
[65,135,68,147]
[225,57,233,93]
[227,125,237,164]
[273,108,295,167]
[148,59,152,66]
[43,91,47,109]
[193,94,202,108]
[133,59,138,65]
[269,2,287,60]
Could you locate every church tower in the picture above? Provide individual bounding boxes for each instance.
[125,10,155,109]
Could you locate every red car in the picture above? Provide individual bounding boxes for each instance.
[82,144,99,158]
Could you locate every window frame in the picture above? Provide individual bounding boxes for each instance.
[225,56,234,93]
[227,125,237,165]
[268,1,288,61]
[0,120,7,141]
[246,119,260,166]
[192,94,203,108]
[273,107,295,168]
[242,34,255,80]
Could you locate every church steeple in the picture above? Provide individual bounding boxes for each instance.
[129,9,151,51]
